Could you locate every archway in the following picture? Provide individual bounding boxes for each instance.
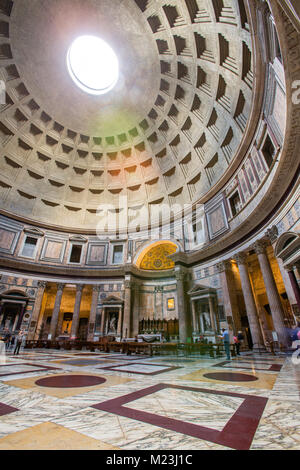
[0,291,29,333]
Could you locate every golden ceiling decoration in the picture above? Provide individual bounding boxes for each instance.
[139,242,177,270]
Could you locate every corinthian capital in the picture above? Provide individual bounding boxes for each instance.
[232,252,247,265]
[215,260,232,273]
[175,270,186,282]
[265,225,278,243]
[37,281,47,289]
[253,240,267,255]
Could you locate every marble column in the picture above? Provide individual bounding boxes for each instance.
[155,285,164,320]
[191,300,197,333]
[70,284,84,339]
[87,285,99,341]
[199,313,205,333]
[132,283,140,337]
[216,260,242,333]
[122,277,132,338]
[117,306,123,337]
[254,240,289,347]
[266,226,299,320]
[208,296,217,331]
[49,283,65,340]
[234,253,265,350]
[175,268,191,342]
[100,307,106,336]
[27,281,47,341]
[286,265,300,312]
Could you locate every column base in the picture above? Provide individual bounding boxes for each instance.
[252,344,267,353]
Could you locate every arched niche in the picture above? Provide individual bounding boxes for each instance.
[134,240,180,271]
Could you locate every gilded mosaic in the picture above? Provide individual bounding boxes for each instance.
[139,243,177,271]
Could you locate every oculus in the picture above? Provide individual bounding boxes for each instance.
[67,35,119,95]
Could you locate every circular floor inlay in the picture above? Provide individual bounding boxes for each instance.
[203,372,259,382]
[35,375,106,388]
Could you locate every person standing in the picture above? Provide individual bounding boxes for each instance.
[13,331,24,355]
[234,330,244,356]
[219,328,231,360]
[4,329,11,351]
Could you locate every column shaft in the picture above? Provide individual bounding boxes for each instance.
[27,281,47,340]
[100,308,106,335]
[175,269,191,342]
[49,284,65,340]
[208,296,217,331]
[123,278,132,338]
[132,284,140,337]
[288,269,300,311]
[191,300,197,333]
[87,286,99,341]
[117,307,122,336]
[70,285,84,339]
[217,261,242,333]
[255,242,289,346]
[235,255,265,350]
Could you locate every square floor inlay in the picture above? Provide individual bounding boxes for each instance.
[51,358,119,367]
[91,383,268,450]
[98,362,181,375]
[0,363,60,377]
[214,361,282,372]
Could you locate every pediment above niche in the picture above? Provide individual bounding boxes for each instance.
[23,227,44,237]
[188,284,216,296]
[69,235,88,243]
[102,295,124,304]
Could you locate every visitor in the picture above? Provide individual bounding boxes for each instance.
[0,334,5,363]
[233,334,240,356]
[236,330,245,355]
[291,322,300,349]
[4,329,11,351]
[219,328,231,360]
[10,335,15,350]
[14,330,25,355]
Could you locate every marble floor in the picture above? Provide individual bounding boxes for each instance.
[0,347,299,450]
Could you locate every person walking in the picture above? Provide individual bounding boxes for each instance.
[13,331,24,355]
[219,328,231,360]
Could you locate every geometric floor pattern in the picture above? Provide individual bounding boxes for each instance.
[0,348,299,450]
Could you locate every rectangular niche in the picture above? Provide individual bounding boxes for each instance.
[205,193,229,240]
[228,190,242,217]
[111,244,124,265]
[40,237,67,263]
[20,235,39,259]
[86,242,108,266]
[0,222,21,255]
[68,244,84,264]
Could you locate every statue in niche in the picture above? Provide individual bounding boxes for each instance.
[109,314,117,333]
